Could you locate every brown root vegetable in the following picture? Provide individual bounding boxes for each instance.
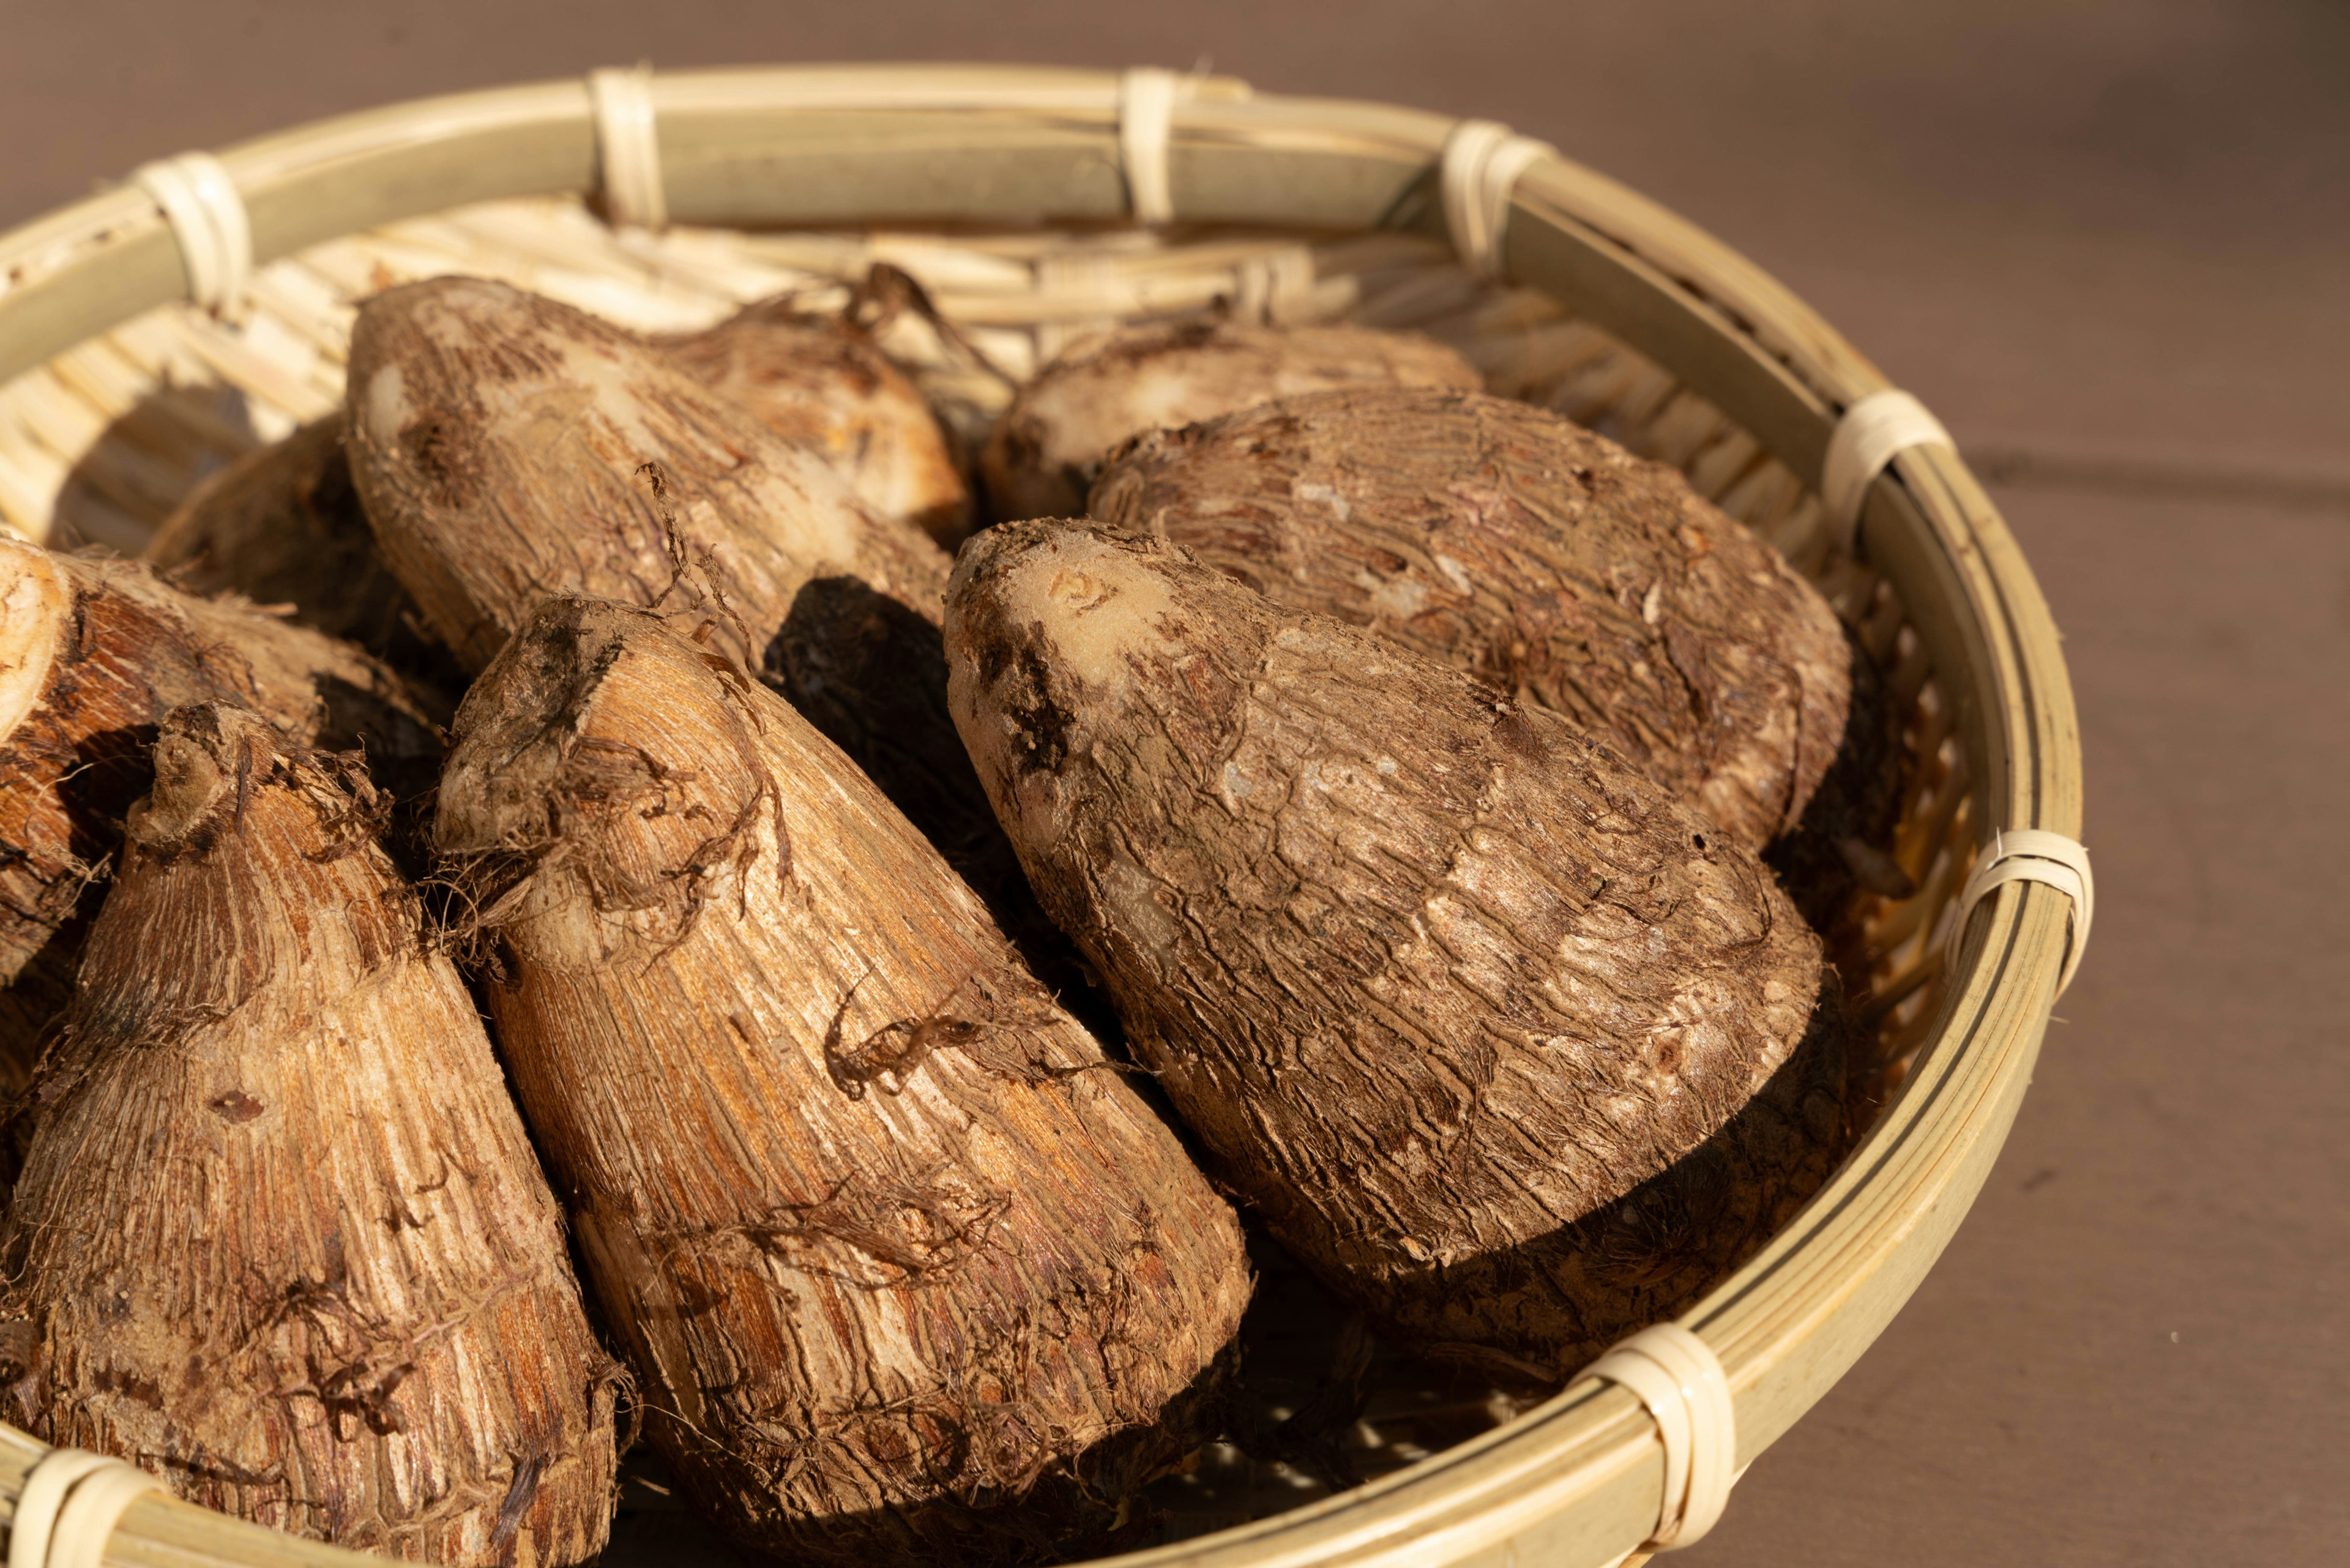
[659,297,974,550]
[0,539,444,1092]
[0,703,620,1564]
[143,415,458,686]
[944,521,1849,1372]
[1089,387,1852,848]
[343,278,1013,928]
[980,319,1482,523]
[432,598,1251,1563]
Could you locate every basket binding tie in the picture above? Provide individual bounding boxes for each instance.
[589,64,666,233]
[1949,828,2094,998]
[1118,67,1190,225]
[6,1444,163,1568]
[1440,119,1553,280]
[1582,1323,1740,1553]
[1822,389,1956,545]
[131,152,250,319]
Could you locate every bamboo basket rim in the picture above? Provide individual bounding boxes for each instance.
[0,63,2083,1568]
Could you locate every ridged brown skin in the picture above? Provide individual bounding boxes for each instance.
[980,319,1482,523]
[343,278,1027,949]
[659,298,974,549]
[143,415,457,686]
[0,539,444,1093]
[433,600,1251,1564]
[0,704,620,1565]
[1089,387,1852,849]
[945,523,1849,1372]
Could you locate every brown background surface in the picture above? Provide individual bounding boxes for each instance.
[4,2,2342,1562]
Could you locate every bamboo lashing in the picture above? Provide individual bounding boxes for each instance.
[6,1446,162,1568]
[1821,389,1956,542]
[1440,119,1553,280]
[1950,830,2094,998]
[1117,67,1184,223]
[588,64,665,232]
[130,153,251,317]
[1583,1326,1739,1553]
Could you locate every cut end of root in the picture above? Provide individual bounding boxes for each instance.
[131,703,290,850]
[432,595,773,965]
[0,539,68,747]
[944,521,1199,865]
[433,597,656,866]
[949,521,1183,697]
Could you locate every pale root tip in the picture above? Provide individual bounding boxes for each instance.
[132,706,281,849]
[362,362,403,449]
[963,526,1180,695]
[0,539,68,749]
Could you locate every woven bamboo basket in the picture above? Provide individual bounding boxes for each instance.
[0,63,2083,1568]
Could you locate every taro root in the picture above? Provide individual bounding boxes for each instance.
[432,598,1250,1562]
[944,521,1850,1372]
[980,319,1481,523]
[143,414,456,686]
[659,296,974,549]
[0,539,443,1092]
[1089,387,1851,849]
[343,278,1021,935]
[0,703,620,1564]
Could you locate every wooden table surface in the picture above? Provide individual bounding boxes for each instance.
[5,3,2342,1561]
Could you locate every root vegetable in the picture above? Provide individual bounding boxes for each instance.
[1089,387,1851,848]
[0,703,620,1564]
[343,278,1024,943]
[0,539,444,1092]
[980,319,1481,523]
[660,297,974,549]
[143,416,456,685]
[944,521,1850,1372]
[431,598,1250,1562]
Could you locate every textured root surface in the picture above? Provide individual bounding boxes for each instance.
[946,521,1849,1370]
[980,319,1480,524]
[0,703,617,1565]
[659,297,974,549]
[342,277,944,678]
[0,539,444,1093]
[1089,386,1851,849]
[342,277,1075,998]
[433,599,1250,1564]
